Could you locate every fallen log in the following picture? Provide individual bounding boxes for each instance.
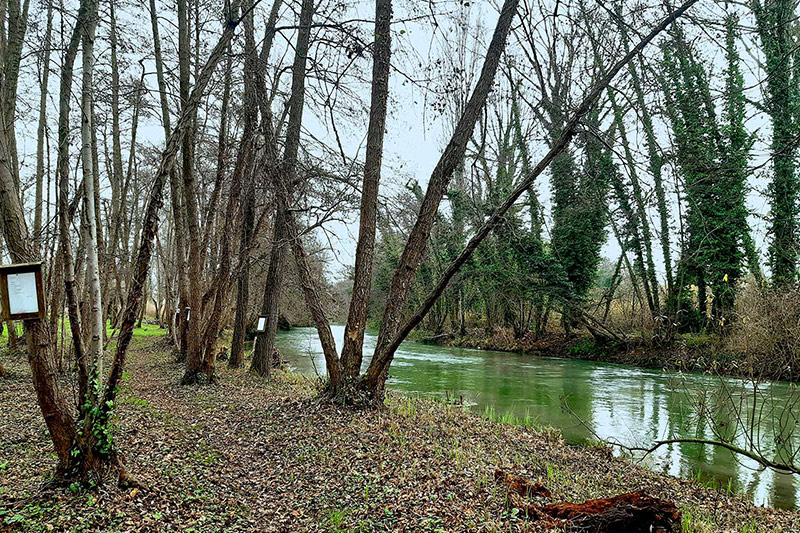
[495,469,680,532]
[422,332,455,343]
[540,491,680,532]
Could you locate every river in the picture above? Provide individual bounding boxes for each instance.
[275,325,800,509]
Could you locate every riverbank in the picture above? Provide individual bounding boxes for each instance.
[1,335,797,532]
[427,327,793,382]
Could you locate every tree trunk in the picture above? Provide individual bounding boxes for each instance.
[229,188,253,369]
[201,30,248,363]
[230,6,265,369]
[286,210,341,387]
[339,0,393,380]
[362,0,520,400]
[753,0,800,284]
[103,0,124,316]
[250,208,287,377]
[80,0,103,380]
[57,0,89,402]
[0,0,29,191]
[180,0,211,384]
[150,0,187,358]
[0,0,79,480]
[250,0,315,377]
[33,0,52,248]
[615,8,674,299]
[106,0,249,470]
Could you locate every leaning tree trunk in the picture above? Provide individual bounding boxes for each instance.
[362,0,521,400]
[365,0,700,403]
[285,209,341,385]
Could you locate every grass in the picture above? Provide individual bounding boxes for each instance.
[0,321,23,339]
[482,404,547,431]
[1,318,167,341]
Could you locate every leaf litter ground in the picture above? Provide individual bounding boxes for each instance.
[1,335,798,532]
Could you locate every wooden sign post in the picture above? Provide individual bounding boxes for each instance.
[0,262,45,321]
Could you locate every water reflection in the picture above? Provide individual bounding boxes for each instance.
[275,325,800,509]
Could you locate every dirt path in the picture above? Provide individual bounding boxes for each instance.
[1,336,798,531]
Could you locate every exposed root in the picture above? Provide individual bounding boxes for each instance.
[541,491,681,532]
[51,451,145,492]
[269,349,285,370]
[496,471,680,532]
[317,379,381,409]
[117,463,146,490]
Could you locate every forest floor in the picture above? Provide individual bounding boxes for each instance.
[1,334,799,532]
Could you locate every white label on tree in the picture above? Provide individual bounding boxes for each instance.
[257,316,267,332]
[7,272,38,315]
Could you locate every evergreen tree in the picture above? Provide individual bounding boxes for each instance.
[662,22,753,327]
[715,15,752,319]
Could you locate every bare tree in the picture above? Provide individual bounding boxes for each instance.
[80,0,104,380]
[339,0,393,381]
[251,0,316,377]
[364,0,700,403]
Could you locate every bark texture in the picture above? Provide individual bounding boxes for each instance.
[340,0,393,380]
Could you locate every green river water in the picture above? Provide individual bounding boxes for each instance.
[275,325,800,509]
